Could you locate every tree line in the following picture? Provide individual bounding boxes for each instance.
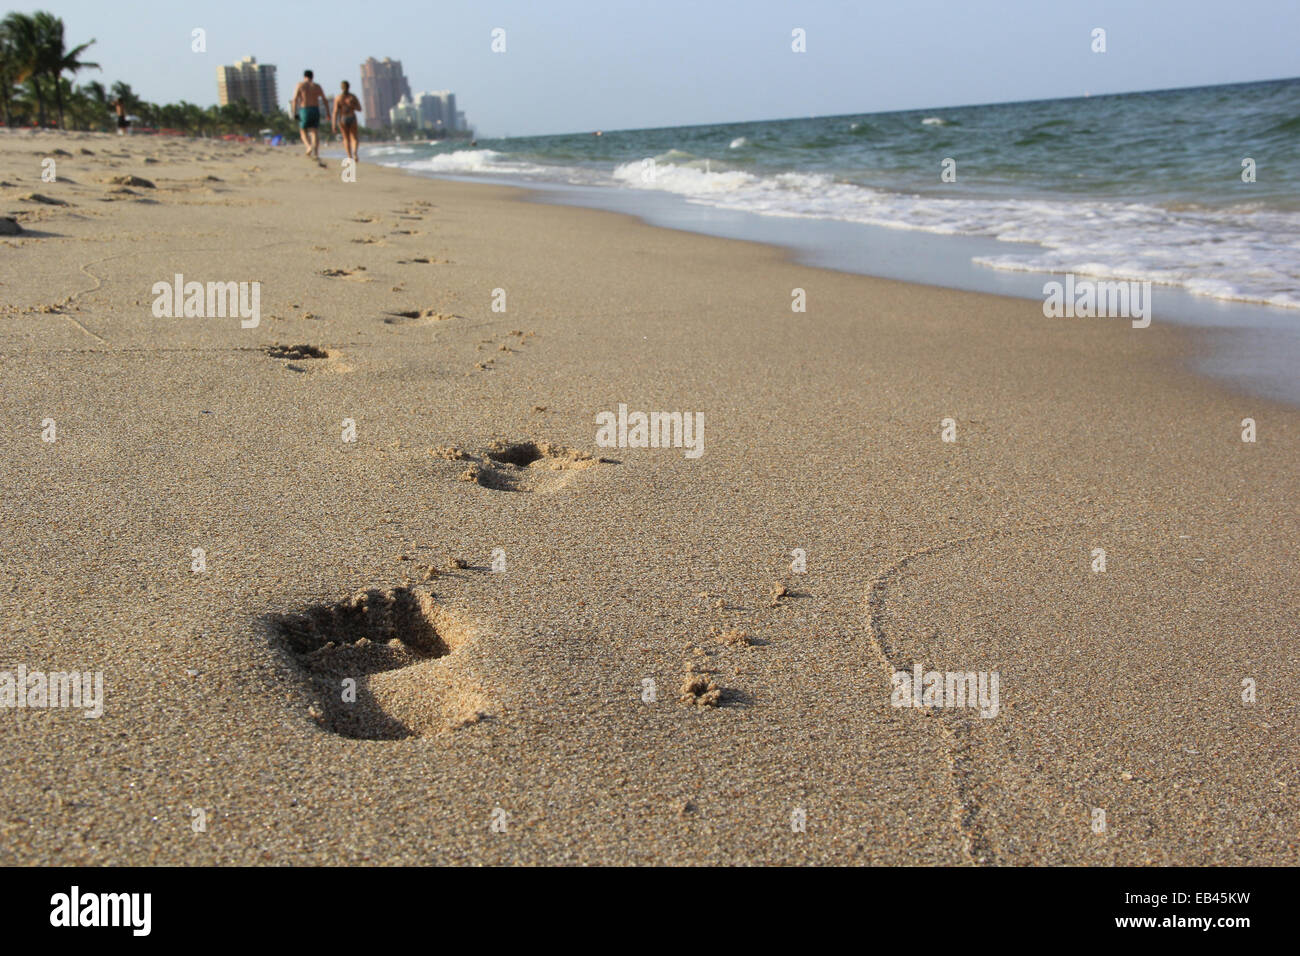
[1,10,313,138]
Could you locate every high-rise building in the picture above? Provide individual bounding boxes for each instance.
[415,92,444,130]
[216,56,279,114]
[414,90,458,131]
[360,57,412,129]
[388,95,419,129]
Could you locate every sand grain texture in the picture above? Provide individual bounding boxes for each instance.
[0,129,1295,865]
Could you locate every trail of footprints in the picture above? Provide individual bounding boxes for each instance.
[269,201,760,742]
[15,151,1194,861]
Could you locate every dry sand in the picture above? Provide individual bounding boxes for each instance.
[0,130,1295,865]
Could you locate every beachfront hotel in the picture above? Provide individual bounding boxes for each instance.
[215,56,280,114]
[360,56,412,129]
[388,94,419,128]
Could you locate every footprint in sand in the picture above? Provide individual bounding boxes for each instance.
[383,308,461,326]
[102,175,155,189]
[319,266,371,282]
[99,188,141,202]
[262,343,352,373]
[262,343,329,360]
[270,586,489,739]
[447,440,616,494]
[20,192,69,206]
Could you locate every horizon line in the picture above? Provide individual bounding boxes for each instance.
[484,73,1300,140]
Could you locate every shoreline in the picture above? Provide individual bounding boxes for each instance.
[371,157,1300,408]
[2,130,1296,865]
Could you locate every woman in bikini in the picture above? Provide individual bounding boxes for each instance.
[333,81,363,163]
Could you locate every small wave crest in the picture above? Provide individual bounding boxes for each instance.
[374,148,550,177]
[363,145,419,157]
[375,138,1300,311]
[612,158,759,193]
[606,156,1300,309]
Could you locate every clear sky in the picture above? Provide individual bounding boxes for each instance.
[27,0,1300,137]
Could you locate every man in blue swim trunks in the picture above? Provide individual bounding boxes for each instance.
[292,70,330,164]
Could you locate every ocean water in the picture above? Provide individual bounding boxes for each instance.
[364,78,1300,312]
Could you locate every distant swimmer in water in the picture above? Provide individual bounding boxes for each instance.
[333,80,362,163]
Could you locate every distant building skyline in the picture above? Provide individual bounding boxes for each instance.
[389,89,470,134]
[360,57,411,130]
[215,56,279,115]
[416,90,458,131]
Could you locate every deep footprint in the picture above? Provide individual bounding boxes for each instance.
[458,440,613,493]
[263,343,329,360]
[271,587,486,740]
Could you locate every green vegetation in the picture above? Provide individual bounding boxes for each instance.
[0,9,380,140]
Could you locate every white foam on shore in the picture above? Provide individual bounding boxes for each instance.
[375,147,1300,310]
[369,147,550,177]
[607,159,1300,309]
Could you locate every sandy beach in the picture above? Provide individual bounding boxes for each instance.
[1,130,1295,866]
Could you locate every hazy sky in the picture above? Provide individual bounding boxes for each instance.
[29,0,1300,137]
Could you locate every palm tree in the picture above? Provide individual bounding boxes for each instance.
[0,22,17,127]
[2,12,44,126]
[52,34,99,128]
[33,11,97,128]
[73,80,110,131]
[82,78,107,114]
[66,79,109,130]
[109,79,141,120]
[179,101,207,135]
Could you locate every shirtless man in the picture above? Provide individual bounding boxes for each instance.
[332,80,363,163]
[292,70,330,163]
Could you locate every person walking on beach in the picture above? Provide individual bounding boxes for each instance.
[112,98,128,135]
[333,80,363,163]
[292,70,330,164]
